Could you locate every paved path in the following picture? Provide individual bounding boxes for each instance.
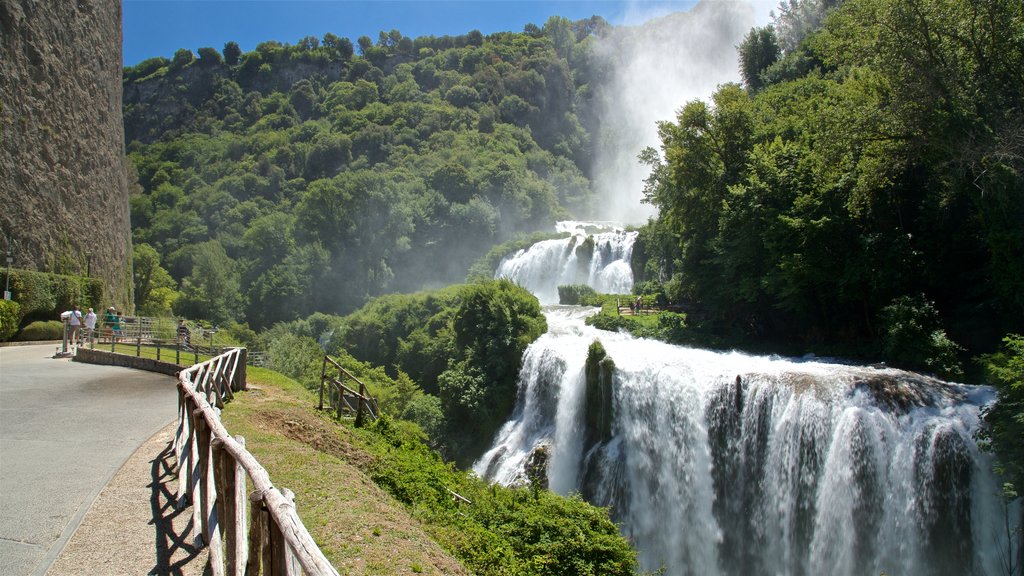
[0,344,178,576]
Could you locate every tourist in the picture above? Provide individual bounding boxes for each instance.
[104,306,118,341]
[176,318,191,349]
[63,305,83,345]
[83,307,97,342]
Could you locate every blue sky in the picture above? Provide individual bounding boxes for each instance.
[123,0,710,66]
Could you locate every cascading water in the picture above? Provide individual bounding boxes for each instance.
[494,221,637,305]
[476,224,1013,576]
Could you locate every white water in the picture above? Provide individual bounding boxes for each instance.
[494,221,636,305]
[476,226,1012,576]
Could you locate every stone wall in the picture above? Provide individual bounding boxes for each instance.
[0,0,133,309]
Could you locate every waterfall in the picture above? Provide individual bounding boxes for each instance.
[494,221,637,305]
[476,227,1012,576]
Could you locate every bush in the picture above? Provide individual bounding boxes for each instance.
[558,284,597,305]
[0,300,21,341]
[15,320,64,341]
[5,269,103,324]
[879,294,963,378]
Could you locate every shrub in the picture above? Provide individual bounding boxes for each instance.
[0,300,21,341]
[16,320,64,341]
[557,284,597,305]
[879,294,963,378]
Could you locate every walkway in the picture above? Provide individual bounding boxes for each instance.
[0,344,182,575]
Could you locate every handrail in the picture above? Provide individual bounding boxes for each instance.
[318,355,379,425]
[175,348,339,576]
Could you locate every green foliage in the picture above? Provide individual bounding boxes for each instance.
[558,284,598,305]
[334,281,544,464]
[15,320,64,341]
[0,299,21,341]
[357,414,639,576]
[978,334,1024,496]
[133,243,178,316]
[638,0,1024,361]
[4,269,103,324]
[879,295,963,378]
[123,23,601,326]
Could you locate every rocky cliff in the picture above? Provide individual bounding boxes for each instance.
[0,0,132,309]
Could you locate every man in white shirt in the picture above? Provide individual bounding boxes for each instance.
[64,305,83,345]
[83,307,97,343]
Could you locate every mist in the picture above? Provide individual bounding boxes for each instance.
[589,1,768,224]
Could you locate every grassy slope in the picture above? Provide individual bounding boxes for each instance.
[219,367,469,576]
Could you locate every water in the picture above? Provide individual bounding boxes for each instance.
[476,223,1012,576]
[494,221,636,305]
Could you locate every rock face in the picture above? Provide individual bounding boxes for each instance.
[0,0,132,308]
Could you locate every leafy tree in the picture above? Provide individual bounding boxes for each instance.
[171,48,194,69]
[222,41,242,65]
[196,46,223,67]
[173,240,242,324]
[738,26,780,91]
[132,243,177,315]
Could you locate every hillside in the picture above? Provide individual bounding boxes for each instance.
[122,19,608,327]
[222,367,638,575]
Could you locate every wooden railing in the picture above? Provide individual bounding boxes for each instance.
[175,348,339,576]
[318,355,379,427]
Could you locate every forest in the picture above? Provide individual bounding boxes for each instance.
[120,0,1022,520]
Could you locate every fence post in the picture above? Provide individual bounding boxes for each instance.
[355,382,367,428]
[137,335,142,357]
[234,349,247,392]
[229,436,248,576]
[197,412,225,575]
[318,356,327,411]
[281,488,301,575]
[247,491,268,576]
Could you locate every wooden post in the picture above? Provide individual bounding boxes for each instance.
[231,349,247,392]
[156,340,161,361]
[268,497,287,576]
[318,356,327,410]
[281,489,300,575]
[136,335,142,357]
[200,416,224,576]
[176,392,193,509]
[247,491,267,576]
[176,342,181,365]
[193,409,210,546]
[355,382,367,428]
[230,436,248,576]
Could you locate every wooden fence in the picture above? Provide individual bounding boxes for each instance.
[318,355,379,427]
[175,348,339,576]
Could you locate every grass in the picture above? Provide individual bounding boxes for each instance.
[219,367,470,576]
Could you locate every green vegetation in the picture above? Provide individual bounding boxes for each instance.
[979,335,1024,496]
[0,269,103,339]
[124,19,610,328]
[0,300,19,341]
[220,365,639,575]
[636,0,1024,378]
[253,280,544,465]
[15,320,63,341]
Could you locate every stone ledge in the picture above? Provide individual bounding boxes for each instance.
[74,347,182,376]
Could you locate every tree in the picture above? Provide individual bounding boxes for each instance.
[173,240,242,324]
[171,48,194,69]
[738,26,780,91]
[357,35,374,55]
[132,243,177,315]
[223,41,242,65]
[197,46,223,67]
